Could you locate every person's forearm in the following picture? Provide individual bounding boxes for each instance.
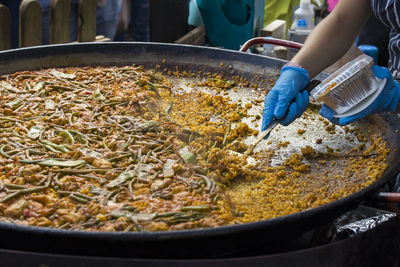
[291,0,371,78]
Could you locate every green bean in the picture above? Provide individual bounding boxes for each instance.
[50,85,77,92]
[37,176,49,186]
[50,168,122,174]
[69,194,89,204]
[72,192,94,201]
[103,139,112,152]
[222,122,231,146]
[4,184,27,190]
[165,101,174,114]
[53,173,62,186]
[102,189,121,206]
[0,116,22,123]
[109,152,136,163]
[156,212,181,218]
[27,149,46,155]
[0,145,11,158]
[128,178,137,194]
[19,159,43,164]
[142,150,152,164]
[194,174,215,193]
[38,159,86,168]
[57,191,94,201]
[40,140,69,153]
[22,116,46,122]
[0,183,49,203]
[180,205,210,212]
[58,130,74,145]
[66,129,90,145]
[152,193,172,200]
[146,82,160,98]
[15,74,38,80]
[42,144,59,153]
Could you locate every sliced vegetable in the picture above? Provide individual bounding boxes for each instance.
[92,88,106,101]
[179,146,197,164]
[50,69,76,79]
[138,163,152,181]
[27,126,43,139]
[105,171,134,189]
[79,147,102,158]
[111,210,157,222]
[44,99,55,110]
[32,81,45,91]
[163,159,177,178]
[58,130,74,145]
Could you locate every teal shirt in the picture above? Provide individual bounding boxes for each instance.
[196,0,255,50]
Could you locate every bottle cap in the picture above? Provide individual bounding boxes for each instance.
[300,0,311,8]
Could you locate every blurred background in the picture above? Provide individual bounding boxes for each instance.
[0,0,390,66]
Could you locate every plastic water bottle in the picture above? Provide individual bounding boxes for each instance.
[288,0,315,43]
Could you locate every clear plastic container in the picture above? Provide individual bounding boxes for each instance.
[310,54,385,116]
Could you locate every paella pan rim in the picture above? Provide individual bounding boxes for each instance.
[0,42,398,243]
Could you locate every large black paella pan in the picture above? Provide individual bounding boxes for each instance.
[0,42,399,258]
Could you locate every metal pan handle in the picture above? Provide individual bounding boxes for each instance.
[371,192,400,203]
[239,37,303,52]
[239,37,321,93]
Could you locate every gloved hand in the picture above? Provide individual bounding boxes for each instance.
[319,65,400,125]
[261,66,310,132]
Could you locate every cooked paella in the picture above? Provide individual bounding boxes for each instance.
[0,63,388,231]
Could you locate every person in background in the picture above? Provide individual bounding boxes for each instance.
[188,0,255,50]
[38,0,122,44]
[96,0,122,40]
[38,0,80,44]
[130,0,149,41]
[114,0,149,42]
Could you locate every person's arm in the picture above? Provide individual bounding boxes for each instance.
[261,0,372,131]
[292,0,372,78]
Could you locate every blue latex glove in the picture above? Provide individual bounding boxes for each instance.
[319,65,400,126]
[261,66,310,132]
